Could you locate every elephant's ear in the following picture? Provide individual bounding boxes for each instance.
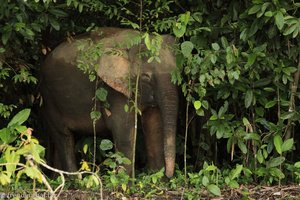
[96,50,131,98]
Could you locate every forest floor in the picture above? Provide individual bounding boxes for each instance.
[53,185,300,200]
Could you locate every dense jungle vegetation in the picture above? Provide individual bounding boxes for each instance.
[1,0,300,199]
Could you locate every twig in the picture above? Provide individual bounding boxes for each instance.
[27,155,103,200]
[26,156,57,200]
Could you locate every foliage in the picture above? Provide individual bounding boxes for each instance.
[0,109,45,187]
[172,0,300,187]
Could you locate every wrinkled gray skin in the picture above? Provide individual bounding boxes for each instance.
[40,27,178,178]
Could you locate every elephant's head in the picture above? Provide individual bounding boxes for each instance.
[95,29,178,177]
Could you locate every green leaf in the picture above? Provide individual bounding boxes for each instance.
[228,180,239,189]
[275,11,284,30]
[78,4,83,13]
[244,133,261,141]
[268,156,285,168]
[207,184,221,196]
[238,140,247,154]
[49,8,68,17]
[96,87,108,102]
[5,150,20,175]
[110,174,118,187]
[25,167,43,183]
[248,5,261,15]
[8,109,31,127]
[281,138,294,152]
[246,54,256,67]
[244,90,253,108]
[273,135,283,154]
[202,176,209,186]
[0,172,11,185]
[282,67,297,75]
[221,37,229,48]
[292,27,299,38]
[230,164,243,180]
[49,18,60,31]
[280,111,295,120]
[210,54,217,64]
[2,29,11,45]
[181,41,194,57]
[212,43,220,51]
[263,87,275,92]
[144,33,151,50]
[124,104,129,112]
[194,100,202,110]
[269,167,285,179]
[256,150,264,164]
[83,144,89,154]
[209,114,218,121]
[173,12,190,38]
[264,11,273,17]
[0,128,17,144]
[265,100,277,108]
[196,108,205,116]
[15,126,27,135]
[294,161,300,168]
[242,117,250,126]
[100,139,113,151]
[90,111,101,121]
[284,24,298,36]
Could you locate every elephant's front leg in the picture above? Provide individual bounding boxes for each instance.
[142,107,164,171]
[106,95,135,175]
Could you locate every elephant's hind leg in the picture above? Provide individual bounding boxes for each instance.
[43,112,77,172]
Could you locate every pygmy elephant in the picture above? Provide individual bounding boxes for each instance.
[40,27,178,178]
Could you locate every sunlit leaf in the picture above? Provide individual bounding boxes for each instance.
[212,43,220,51]
[268,156,285,168]
[8,109,31,127]
[273,134,283,154]
[281,138,294,152]
[265,100,277,109]
[100,139,113,151]
[194,100,202,110]
[207,184,221,196]
[230,164,243,180]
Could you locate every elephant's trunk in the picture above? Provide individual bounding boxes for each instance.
[156,73,178,178]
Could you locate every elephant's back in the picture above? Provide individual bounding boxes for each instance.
[40,41,100,131]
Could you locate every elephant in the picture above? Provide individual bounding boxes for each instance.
[39,27,178,178]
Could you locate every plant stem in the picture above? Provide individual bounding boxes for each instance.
[184,101,189,184]
[92,77,99,172]
[132,0,143,183]
[285,42,300,140]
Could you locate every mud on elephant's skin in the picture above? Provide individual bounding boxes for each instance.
[40,27,178,178]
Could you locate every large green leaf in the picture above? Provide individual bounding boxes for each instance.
[268,156,285,168]
[244,90,253,108]
[275,11,284,30]
[273,135,283,154]
[181,41,194,58]
[207,184,221,196]
[281,138,294,152]
[230,164,243,180]
[100,139,113,151]
[8,109,31,127]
